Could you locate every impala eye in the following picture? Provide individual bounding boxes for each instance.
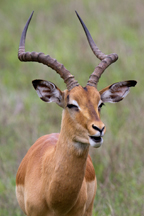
[98,102,105,111]
[67,104,79,109]
[99,102,105,108]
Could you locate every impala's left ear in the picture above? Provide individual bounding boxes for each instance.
[32,79,65,108]
[99,80,137,103]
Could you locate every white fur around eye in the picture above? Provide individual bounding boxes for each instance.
[98,99,103,107]
[71,100,81,110]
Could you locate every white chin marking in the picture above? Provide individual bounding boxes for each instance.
[89,137,103,148]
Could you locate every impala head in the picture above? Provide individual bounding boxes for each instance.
[18,11,137,148]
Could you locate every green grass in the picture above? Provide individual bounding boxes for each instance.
[0,0,144,215]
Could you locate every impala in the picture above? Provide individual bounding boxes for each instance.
[16,11,137,216]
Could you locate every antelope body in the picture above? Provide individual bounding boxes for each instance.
[16,11,137,216]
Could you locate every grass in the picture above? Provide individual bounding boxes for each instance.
[0,0,144,215]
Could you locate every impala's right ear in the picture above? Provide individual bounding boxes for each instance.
[99,80,137,103]
[32,80,64,108]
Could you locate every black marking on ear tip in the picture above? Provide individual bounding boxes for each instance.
[129,80,137,87]
[32,80,37,89]
[110,80,137,89]
[32,79,42,89]
[124,80,137,87]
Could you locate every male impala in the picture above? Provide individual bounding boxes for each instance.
[16,11,137,216]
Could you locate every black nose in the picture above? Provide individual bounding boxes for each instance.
[92,125,105,134]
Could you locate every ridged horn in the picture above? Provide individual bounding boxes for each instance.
[18,11,79,91]
[75,11,118,88]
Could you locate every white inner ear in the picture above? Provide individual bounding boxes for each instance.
[36,82,63,105]
[36,82,57,100]
[101,90,115,103]
[101,87,130,103]
[52,88,62,98]
[121,87,130,98]
[36,88,43,98]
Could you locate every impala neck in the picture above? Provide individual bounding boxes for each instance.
[58,109,89,155]
[48,110,89,213]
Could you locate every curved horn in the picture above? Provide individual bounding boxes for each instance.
[75,11,118,87]
[18,11,79,91]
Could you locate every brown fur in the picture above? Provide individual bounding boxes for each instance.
[16,134,95,185]
[16,133,96,216]
[16,134,57,185]
[85,155,96,182]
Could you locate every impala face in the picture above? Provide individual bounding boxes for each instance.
[32,78,136,150]
[64,85,105,148]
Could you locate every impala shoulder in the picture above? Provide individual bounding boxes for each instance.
[16,133,59,185]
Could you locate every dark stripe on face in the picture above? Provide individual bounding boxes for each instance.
[67,94,69,103]
[88,101,100,121]
[83,86,88,91]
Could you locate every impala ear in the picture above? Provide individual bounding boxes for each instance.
[32,79,64,108]
[99,80,137,103]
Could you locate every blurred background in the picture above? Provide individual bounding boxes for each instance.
[0,0,143,215]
